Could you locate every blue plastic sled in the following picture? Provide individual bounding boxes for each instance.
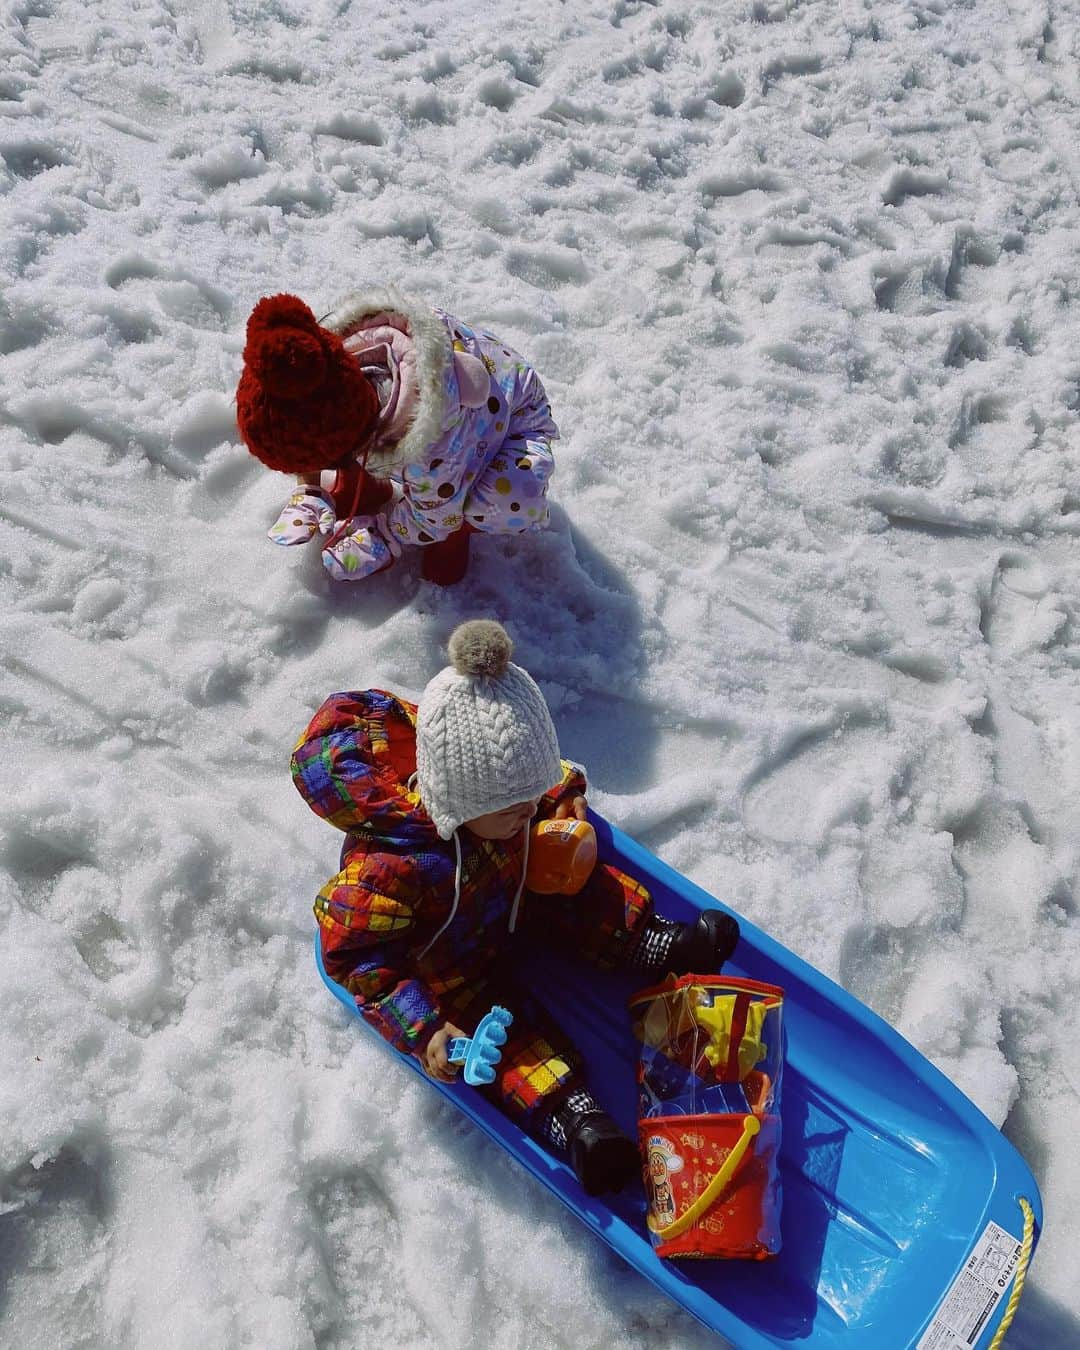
[315,811,1042,1349]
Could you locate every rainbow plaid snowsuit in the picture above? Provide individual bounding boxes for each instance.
[292,690,652,1128]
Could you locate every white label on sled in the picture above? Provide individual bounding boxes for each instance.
[916,1220,1023,1349]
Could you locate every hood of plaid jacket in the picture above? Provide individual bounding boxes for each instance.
[290,689,441,849]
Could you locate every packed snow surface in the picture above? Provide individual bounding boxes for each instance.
[2,0,1080,1346]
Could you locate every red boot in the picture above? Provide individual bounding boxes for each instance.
[421,523,474,586]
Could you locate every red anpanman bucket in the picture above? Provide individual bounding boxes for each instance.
[631,973,784,1260]
[640,1111,781,1259]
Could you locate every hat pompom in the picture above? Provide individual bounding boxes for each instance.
[257,327,327,399]
[449,620,513,678]
[245,295,328,400]
[246,292,322,337]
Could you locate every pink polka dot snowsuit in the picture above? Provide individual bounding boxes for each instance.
[311,290,559,573]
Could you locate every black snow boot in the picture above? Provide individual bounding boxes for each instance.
[567,1113,641,1197]
[543,1090,640,1196]
[630,910,740,977]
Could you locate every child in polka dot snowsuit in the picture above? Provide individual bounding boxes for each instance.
[235,289,558,585]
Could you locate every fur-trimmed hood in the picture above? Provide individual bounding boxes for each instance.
[321,288,456,475]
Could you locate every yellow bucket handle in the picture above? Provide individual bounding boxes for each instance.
[647,1115,761,1240]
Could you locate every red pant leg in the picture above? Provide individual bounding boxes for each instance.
[440,979,585,1131]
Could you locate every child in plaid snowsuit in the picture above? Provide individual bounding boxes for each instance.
[295,690,648,1121]
[293,622,739,1194]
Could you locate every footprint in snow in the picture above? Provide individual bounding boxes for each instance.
[741,720,888,848]
[0,137,71,180]
[980,554,1066,656]
[0,1145,111,1337]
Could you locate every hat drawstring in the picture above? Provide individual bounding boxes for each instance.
[338,444,371,517]
[508,824,530,935]
[418,830,463,960]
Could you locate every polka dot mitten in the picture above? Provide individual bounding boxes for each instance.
[267,488,336,546]
[320,515,400,581]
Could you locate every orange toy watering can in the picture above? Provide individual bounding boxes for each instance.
[526,819,598,895]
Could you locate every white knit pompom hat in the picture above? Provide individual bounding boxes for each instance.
[416,620,563,840]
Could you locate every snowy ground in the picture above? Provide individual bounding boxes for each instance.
[2,0,1080,1346]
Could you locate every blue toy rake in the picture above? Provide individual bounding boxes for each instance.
[447,1006,514,1085]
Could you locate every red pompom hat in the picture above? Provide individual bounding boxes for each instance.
[235,294,380,473]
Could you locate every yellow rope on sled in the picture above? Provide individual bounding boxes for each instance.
[647,1115,761,1241]
[987,1196,1035,1349]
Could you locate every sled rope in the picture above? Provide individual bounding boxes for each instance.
[987,1196,1035,1349]
[648,1115,760,1241]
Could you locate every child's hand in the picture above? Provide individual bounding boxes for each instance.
[421,1021,468,1082]
[554,795,588,822]
[267,490,336,546]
